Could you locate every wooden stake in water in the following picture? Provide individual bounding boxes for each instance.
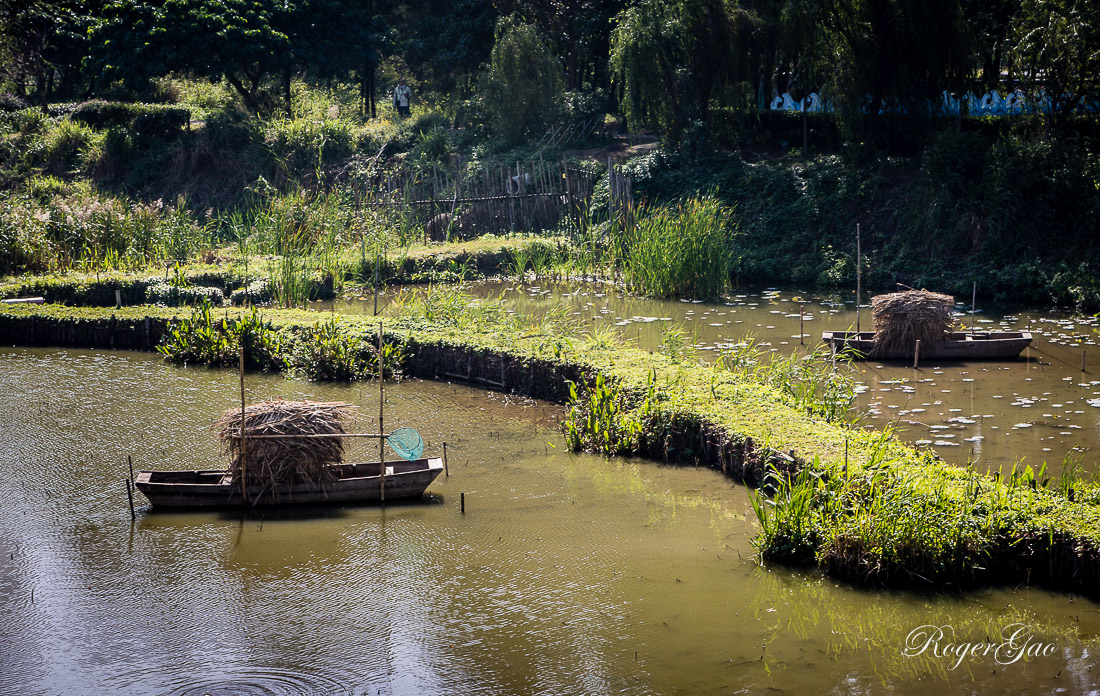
[800,304,805,345]
[125,479,135,520]
[461,491,465,514]
[913,339,921,369]
[443,441,449,477]
[373,252,380,316]
[239,343,248,503]
[971,281,977,336]
[856,224,861,334]
[128,454,134,482]
[379,322,386,503]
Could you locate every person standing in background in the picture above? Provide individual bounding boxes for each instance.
[393,78,411,118]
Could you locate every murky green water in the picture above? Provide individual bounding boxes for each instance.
[332,282,1100,475]
[2,347,1099,694]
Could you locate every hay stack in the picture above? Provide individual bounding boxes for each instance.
[870,290,954,358]
[213,399,356,486]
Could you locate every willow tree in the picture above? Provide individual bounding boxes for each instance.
[609,0,739,139]
[482,17,564,142]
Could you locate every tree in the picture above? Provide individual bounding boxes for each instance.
[400,0,499,94]
[288,0,386,118]
[482,18,564,141]
[795,0,969,141]
[609,0,741,138]
[0,0,97,109]
[503,0,623,91]
[960,0,1019,93]
[91,0,293,114]
[1012,0,1100,125]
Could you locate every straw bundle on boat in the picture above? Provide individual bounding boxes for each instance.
[870,290,954,359]
[213,399,356,486]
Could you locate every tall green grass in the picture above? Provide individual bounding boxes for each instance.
[613,195,735,298]
[226,189,352,307]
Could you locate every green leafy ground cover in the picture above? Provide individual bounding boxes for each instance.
[4,296,1100,596]
[0,236,564,306]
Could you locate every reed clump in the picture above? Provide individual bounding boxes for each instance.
[870,290,953,358]
[213,399,356,486]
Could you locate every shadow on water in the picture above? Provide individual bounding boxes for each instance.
[134,492,447,527]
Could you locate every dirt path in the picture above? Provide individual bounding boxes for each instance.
[561,134,659,163]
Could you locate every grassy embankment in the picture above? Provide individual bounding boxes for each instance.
[0,235,567,307]
[5,81,1099,310]
[4,293,1100,597]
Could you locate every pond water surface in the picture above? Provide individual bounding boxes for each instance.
[2,348,1099,694]
[332,282,1100,476]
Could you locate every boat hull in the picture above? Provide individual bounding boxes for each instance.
[134,458,444,508]
[821,331,1033,361]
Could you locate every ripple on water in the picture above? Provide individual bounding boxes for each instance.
[164,668,357,696]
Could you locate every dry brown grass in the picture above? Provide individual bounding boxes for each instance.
[870,290,954,358]
[213,399,356,489]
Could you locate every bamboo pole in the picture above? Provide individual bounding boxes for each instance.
[125,479,135,520]
[800,305,805,345]
[379,322,386,503]
[373,251,380,316]
[913,339,921,369]
[443,441,449,477]
[856,223,862,334]
[239,343,248,503]
[971,281,977,336]
[230,432,390,440]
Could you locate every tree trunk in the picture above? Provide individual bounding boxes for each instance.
[36,68,47,114]
[359,63,366,117]
[225,73,260,114]
[368,65,376,120]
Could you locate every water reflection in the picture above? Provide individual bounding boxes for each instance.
[1,348,1098,695]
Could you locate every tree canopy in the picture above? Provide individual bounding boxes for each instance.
[0,0,1096,141]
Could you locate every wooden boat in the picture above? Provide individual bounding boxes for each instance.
[821,330,1033,361]
[134,457,444,508]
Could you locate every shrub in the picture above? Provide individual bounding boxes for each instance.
[262,117,355,181]
[230,279,273,305]
[0,93,26,112]
[562,90,609,124]
[71,100,135,129]
[71,100,190,136]
[24,119,105,175]
[0,107,49,136]
[145,279,225,306]
[411,126,452,166]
